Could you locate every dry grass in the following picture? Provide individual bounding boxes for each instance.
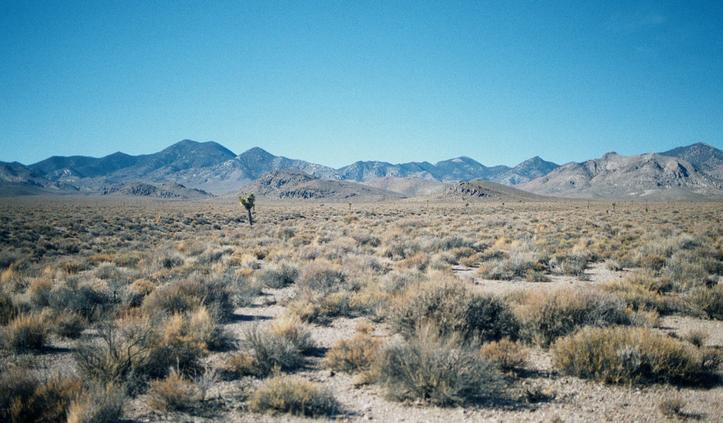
[512,288,629,346]
[0,368,85,422]
[236,316,316,377]
[376,324,505,406]
[480,338,529,371]
[67,384,124,423]
[2,312,49,352]
[0,198,720,420]
[147,369,201,412]
[552,326,718,385]
[324,328,382,375]
[249,373,340,417]
[390,280,520,343]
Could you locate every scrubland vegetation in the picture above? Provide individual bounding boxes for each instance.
[0,197,720,421]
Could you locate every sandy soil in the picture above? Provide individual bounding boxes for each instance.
[123,266,723,423]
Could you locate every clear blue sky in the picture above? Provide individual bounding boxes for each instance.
[1,1,722,167]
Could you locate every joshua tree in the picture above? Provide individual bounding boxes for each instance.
[239,193,255,226]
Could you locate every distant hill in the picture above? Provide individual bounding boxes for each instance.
[0,161,79,195]
[491,156,559,185]
[244,170,404,201]
[520,151,722,199]
[11,140,558,195]
[337,160,436,181]
[362,176,444,197]
[0,161,45,184]
[101,181,213,199]
[2,139,721,199]
[29,151,141,180]
[178,146,340,193]
[660,142,723,180]
[433,157,508,181]
[444,180,547,201]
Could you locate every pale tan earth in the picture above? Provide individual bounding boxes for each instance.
[123,263,722,423]
[1,198,720,422]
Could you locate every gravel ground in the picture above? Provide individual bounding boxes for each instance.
[122,267,723,422]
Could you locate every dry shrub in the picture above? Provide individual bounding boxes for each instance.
[658,395,686,419]
[391,281,519,343]
[145,312,209,376]
[480,338,529,371]
[142,279,206,316]
[380,269,426,294]
[74,317,156,389]
[2,312,49,352]
[288,262,367,323]
[143,271,254,321]
[0,368,84,422]
[75,312,208,392]
[256,261,299,288]
[52,311,86,339]
[67,384,124,423]
[626,308,660,328]
[28,277,53,308]
[126,278,156,307]
[552,326,718,385]
[239,316,316,376]
[397,253,429,271]
[221,351,257,378]
[187,305,234,351]
[147,369,201,412]
[549,254,588,277]
[513,288,629,346]
[683,330,709,348]
[601,271,680,314]
[289,280,388,323]
[0,289,16,325]
[687,285,723,319]
[477,240,545,280]
[324,331,382,374]
[249,373,340,417]
[297,262,347,295]
[45,277,113,321]
[375,324,504,406]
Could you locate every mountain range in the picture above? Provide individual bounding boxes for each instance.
[1,140,721,200]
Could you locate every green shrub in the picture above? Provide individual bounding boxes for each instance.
[376,324,504,406]
[552,326,717,385]
[250,373,340,417]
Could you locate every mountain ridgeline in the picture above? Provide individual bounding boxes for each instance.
[1,140,721,200]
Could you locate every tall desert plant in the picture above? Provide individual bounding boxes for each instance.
[239,193,255,226]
